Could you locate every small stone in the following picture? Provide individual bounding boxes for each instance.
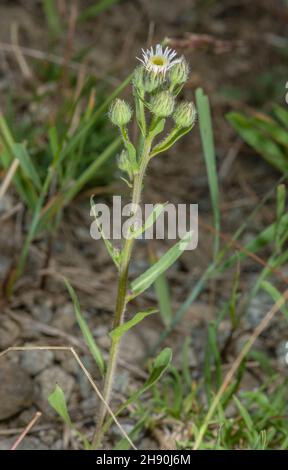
[0,436,49,450]
[54,350,78,374]
[276,340,288,368]
[20,349,54,375]
[52,304,75,330]
[32,304,53,324]
[17,406,38,426]
[0,361,33,420]
[0,317,21,349]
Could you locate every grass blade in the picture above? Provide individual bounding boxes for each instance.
[196,87,220,260]
[64,278,106,376]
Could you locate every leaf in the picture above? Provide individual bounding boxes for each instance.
[222,213,288,270]
[150,124,192,158]
[105,348,172,429]
[196,88,220,259]
[91,196,121,269]
[48,385,91,449]
[109,308,157,341]
[42,0,62,36]
[233,396,255,440]
[275,184,286,251]
[227,111,288,174]
[273,104,288,131]
[120,126,138,172]
[64,279,106,376]
[12,143,42,191]
[48,385,72,426]
[154,272,173,327]
[79,0,121,21]
[130,203,166,239]
[130,231,193,298]
[261,280,288,320]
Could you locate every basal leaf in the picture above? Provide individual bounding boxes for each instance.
[48,385,72,426]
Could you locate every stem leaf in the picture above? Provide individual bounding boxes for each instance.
[109,308,157,341]
[130,231,193,298]
[91,196,121,269]
[130,202,166,239]
[150,125,193,158]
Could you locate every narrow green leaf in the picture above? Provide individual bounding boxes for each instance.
[48,385,72,426]
[104,348,172,432]
[130,203,166,239]
[275,184,286,251]
[150,124,192,158]
[13,143,42,191]
[91,197,120,269]
[42,0,62,36]
[196,87,220,259]
[227,111,288,174]
[222,212,288,270]
[48,385,91,449]
[154,269,173,327]
[261,280,288,320]
[79,0,121,21]
[233,396,255,435]
[109,308,157,341]
[120,126,138,172]
[130,231,193,298]
[64,279,105,376]
[273,104,288,130]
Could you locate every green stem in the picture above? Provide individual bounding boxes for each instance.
[91,137,152,449]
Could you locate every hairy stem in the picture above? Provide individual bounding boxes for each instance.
[92,138,151,449]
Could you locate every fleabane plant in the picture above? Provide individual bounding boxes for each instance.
[51,44,197,450]
[91,44,196,448]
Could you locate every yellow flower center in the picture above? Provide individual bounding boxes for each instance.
[151,56,166,66]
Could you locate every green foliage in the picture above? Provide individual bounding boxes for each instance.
[130,231,193,298]
[64,279,106,376]
[109,308,158,341]
[196,87,220,260]
[227,106,288,174]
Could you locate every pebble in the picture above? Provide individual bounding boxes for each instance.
[0,436,49,450]
[20,349,54,375]
[0,361,33,420]
[0,317,20,349]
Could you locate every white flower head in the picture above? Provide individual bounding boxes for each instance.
[137,44,180,75]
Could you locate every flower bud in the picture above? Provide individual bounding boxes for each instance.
[118,149,133,180]
[109,99,132,126]
[143,70,165,93]
[169,57,189,86]
[150,91,175,118]
[173,101,196,128]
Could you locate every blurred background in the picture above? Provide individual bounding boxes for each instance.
[0,0,288,450]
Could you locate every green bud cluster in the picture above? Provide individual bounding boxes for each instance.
[173,101,196,128]
[109,99,132,127]
[150,91,175,118]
